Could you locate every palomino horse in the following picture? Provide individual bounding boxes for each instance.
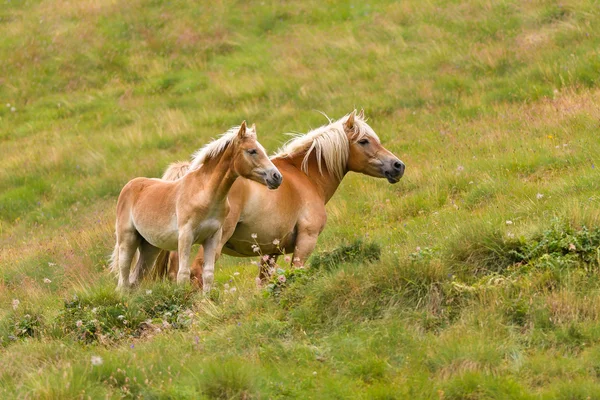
[109,122,282,292]
[151,110,405,285]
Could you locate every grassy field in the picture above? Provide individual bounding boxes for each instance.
[2,0,600,398]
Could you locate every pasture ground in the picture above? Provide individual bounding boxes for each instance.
[2,0,600,398]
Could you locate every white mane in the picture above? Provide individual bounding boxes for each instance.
[273,113,380,181]
[188,125,254,171]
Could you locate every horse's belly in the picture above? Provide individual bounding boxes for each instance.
[223,223,297,257]
[137,226,179,250]
[146,231,179,251]
[132,214,179,251]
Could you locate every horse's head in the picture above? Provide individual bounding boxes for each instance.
[233,122,282,190]
[345,110,405,183]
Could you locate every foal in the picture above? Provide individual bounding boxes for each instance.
[109,122,282,292]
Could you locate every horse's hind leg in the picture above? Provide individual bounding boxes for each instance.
[167,251,179,281]
[290,223,322,268]
[130,240,162,286]
[116,231,141,291]
[258,255,279,285]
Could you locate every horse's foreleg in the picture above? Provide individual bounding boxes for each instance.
[201,227,222,294]
[190,207,239,285]
[176,228,194,285]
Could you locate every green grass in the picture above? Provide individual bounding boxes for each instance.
[2,0,600,398]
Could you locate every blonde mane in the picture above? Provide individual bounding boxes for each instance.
[188,125,254,171]
[273,113,379,181]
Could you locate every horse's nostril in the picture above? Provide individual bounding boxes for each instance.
[393,161,403,170]
[273,172,281,181]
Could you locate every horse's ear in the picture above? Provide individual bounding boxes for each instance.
[251,123,257,134]
[358,109,365,119]
[344,110,356,130]
[237,121,247,139]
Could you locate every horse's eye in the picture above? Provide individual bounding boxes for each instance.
[247,149,258,155]
[358,139,369,145]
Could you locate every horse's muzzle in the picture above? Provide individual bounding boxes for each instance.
[266,169,283,190]
[384,160,405,183]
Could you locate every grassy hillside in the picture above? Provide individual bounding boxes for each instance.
[2,0,600,398]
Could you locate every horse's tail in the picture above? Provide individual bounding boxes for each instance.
[146,161,191,279]
[108,239,120,275]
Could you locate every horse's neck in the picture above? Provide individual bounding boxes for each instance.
[284,152,345,203]
[189,147,238,204]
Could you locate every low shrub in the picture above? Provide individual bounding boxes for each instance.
[310,240,381,270]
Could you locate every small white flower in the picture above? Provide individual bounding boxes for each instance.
[416,246,421,252]
[457,165,464,172]
[48,262,56,267]
[11,299,19,310]
[233,272,240,276]
[117,315,125,320]
[312,371,317,376]
[91,356,103,366]
[123,320,128,325]
[224,283,230,290]
[293,257,300,263]
[507,232,515,239]
[229,287,237,293]
[469,181,474,185]
[10,107,16,112]
[6,103,10,107]
[250,260,258,265]
[536,193,544,200]
[76,320,83,328]
[43,278,52,284]
[251,233,258,239]
[272,239,280,245]
[91,307,98,314]
[145,289,152,295]
[506,220,513,225]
